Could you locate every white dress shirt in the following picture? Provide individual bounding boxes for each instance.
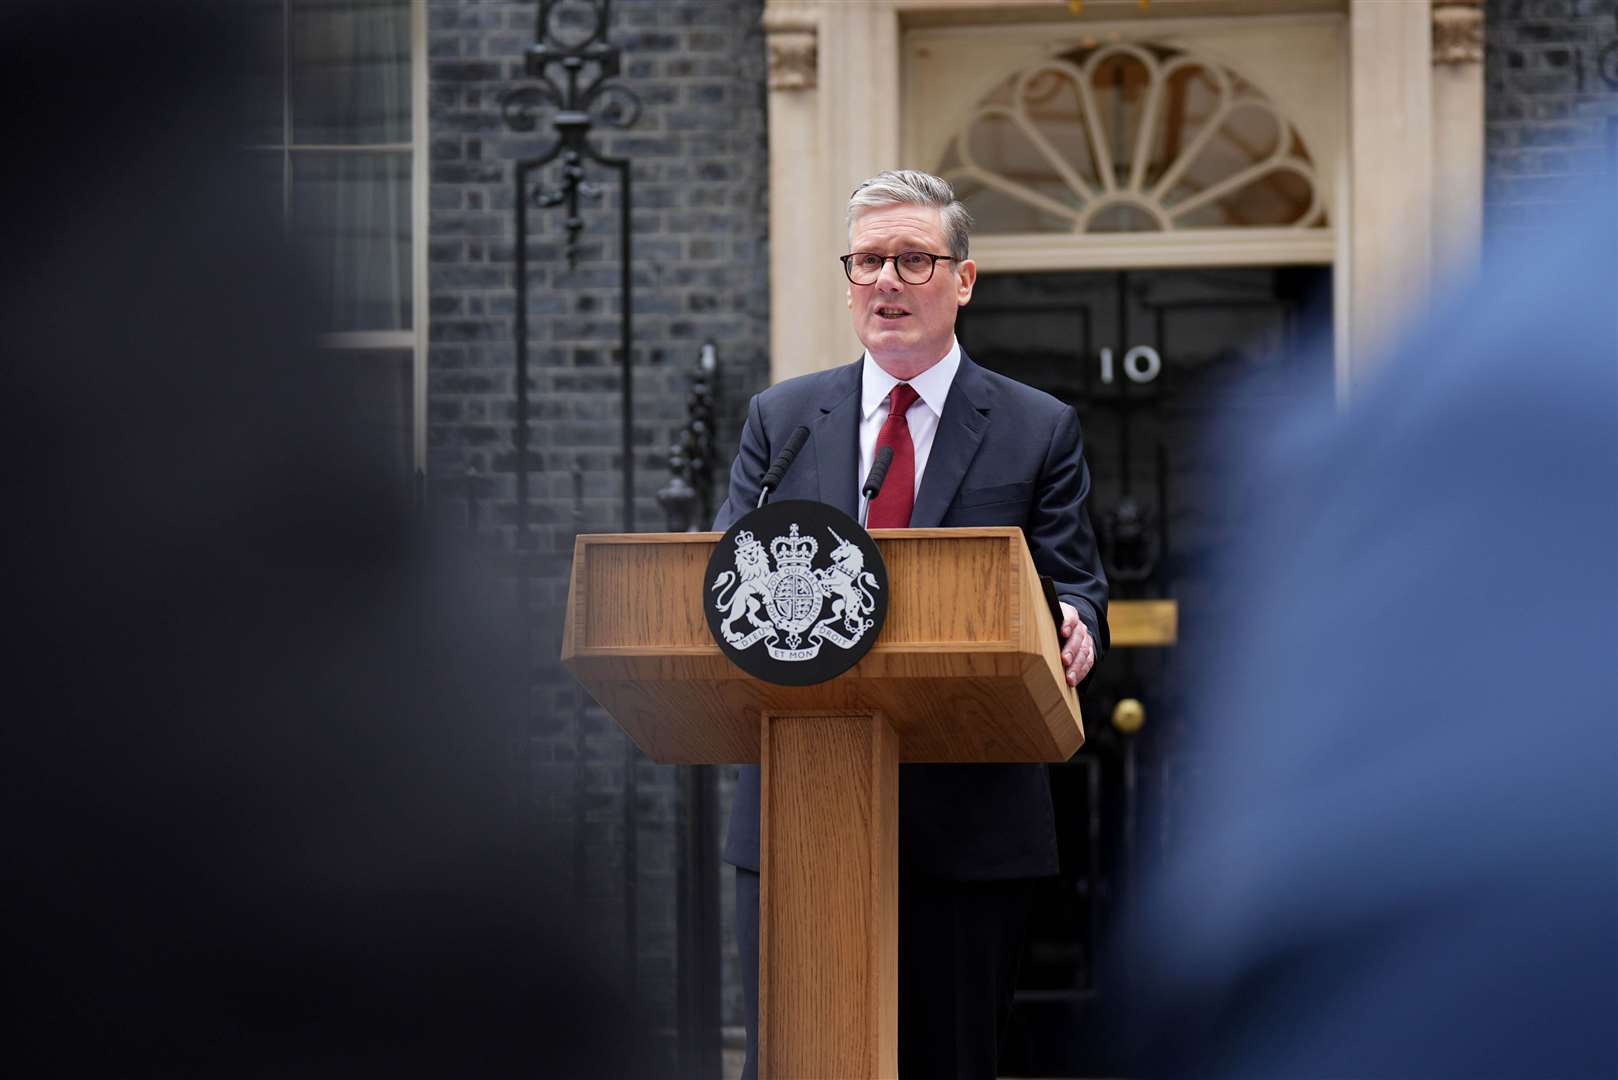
[857,338,961,524]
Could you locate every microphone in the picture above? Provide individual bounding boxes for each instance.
[756,426,811,507]
[860,445,895,527]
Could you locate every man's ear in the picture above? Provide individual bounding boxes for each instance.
[846,287,853,309]
[955,258,977,306]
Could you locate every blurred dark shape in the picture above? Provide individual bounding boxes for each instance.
[1127,184,1617,1077]
[1100,495,1160,584]
[2,3,651,1075]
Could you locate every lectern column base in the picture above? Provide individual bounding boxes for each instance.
[759,710,899,1080]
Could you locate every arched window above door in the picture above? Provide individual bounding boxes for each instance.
[936,42,1326,236]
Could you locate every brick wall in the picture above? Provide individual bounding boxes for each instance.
[425,0,769,1061]
[1486,0,1618,241]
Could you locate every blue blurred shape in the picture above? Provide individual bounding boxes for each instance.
[1135,182,1617,1078]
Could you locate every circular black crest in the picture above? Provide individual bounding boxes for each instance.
[704,499,889,687]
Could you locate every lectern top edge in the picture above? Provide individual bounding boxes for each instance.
[572,526,1028,544]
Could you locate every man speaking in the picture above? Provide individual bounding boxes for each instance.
[714,170,1109,1079]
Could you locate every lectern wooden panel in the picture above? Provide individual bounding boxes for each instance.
[562,527,1081,765]
[759,711,899,1077]
[561,526,1083,1079]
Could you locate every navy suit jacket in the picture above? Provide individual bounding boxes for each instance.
[714,348,1109,880]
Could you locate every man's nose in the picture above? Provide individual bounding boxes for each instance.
[875,256,906,290]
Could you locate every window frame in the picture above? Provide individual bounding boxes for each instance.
[255,0,427,478]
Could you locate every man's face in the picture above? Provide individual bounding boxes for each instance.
[846,204,976,378]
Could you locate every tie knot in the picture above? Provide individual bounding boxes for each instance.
[888,382,920,418]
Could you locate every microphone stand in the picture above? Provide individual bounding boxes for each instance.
[756,426,811,508]
[860,445,895,529]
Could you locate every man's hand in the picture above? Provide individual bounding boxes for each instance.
[1059,602,1095,688]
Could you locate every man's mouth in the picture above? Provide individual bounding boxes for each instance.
[875,306,910,321]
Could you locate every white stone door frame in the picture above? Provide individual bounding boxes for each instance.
[761,0,1484,400]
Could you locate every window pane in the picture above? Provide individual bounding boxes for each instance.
[244,148,286,225]
[324,346,415,497]
[244,0,285,146]
[291,151,412,332]
[290,0,410,145]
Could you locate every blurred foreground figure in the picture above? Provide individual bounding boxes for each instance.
[1134,189,1617,1078]
[3,4,649,1076]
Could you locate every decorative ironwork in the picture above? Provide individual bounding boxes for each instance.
[657,343,720,532]
[500,0,648,1051]
[501,7,642,269]
[662,347,725,1080]
[464,463,480,531]
[502,0,641,549]
[1600,11,1618,91]
[676,758,722,1079]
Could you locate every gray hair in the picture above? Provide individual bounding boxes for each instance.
[846,169,973,262]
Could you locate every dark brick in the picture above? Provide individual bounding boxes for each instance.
[430,265,510,289]
[431,161,507,184]
[1520,122,1589,145]
[694,30,735,51]
[688,83,729,105]
[624,31,680,52]
[1486,0,1618,236]
[430,371,501,395]
[431,60,501,82]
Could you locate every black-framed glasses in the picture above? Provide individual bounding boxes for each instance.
[840,250,956,286]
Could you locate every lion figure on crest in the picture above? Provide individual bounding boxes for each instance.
[712,530,774,643]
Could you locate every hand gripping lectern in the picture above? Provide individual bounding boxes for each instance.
[561,527,1083,1079]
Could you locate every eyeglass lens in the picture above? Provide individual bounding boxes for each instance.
[844,252,940,285]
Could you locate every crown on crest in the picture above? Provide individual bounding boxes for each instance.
[770,523,817,569]
[734,529,756,549]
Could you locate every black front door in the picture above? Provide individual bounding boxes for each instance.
[957,265,1333,1076]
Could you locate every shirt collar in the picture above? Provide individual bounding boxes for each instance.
[860,337,961,421]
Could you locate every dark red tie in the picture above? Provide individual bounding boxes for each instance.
[867,383,920,528]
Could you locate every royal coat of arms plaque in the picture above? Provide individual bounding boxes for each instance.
[703,499,889,686]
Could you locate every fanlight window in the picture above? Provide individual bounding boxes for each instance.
[938,43,1326,234]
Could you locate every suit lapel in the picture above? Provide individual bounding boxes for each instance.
[911,351,992,528]
[812,359,862,519]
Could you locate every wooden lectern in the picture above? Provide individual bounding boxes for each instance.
[562,526,1083,1079]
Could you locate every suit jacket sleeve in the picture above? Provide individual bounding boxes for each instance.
[712,392,769,532]
[1033,404,1110,660]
